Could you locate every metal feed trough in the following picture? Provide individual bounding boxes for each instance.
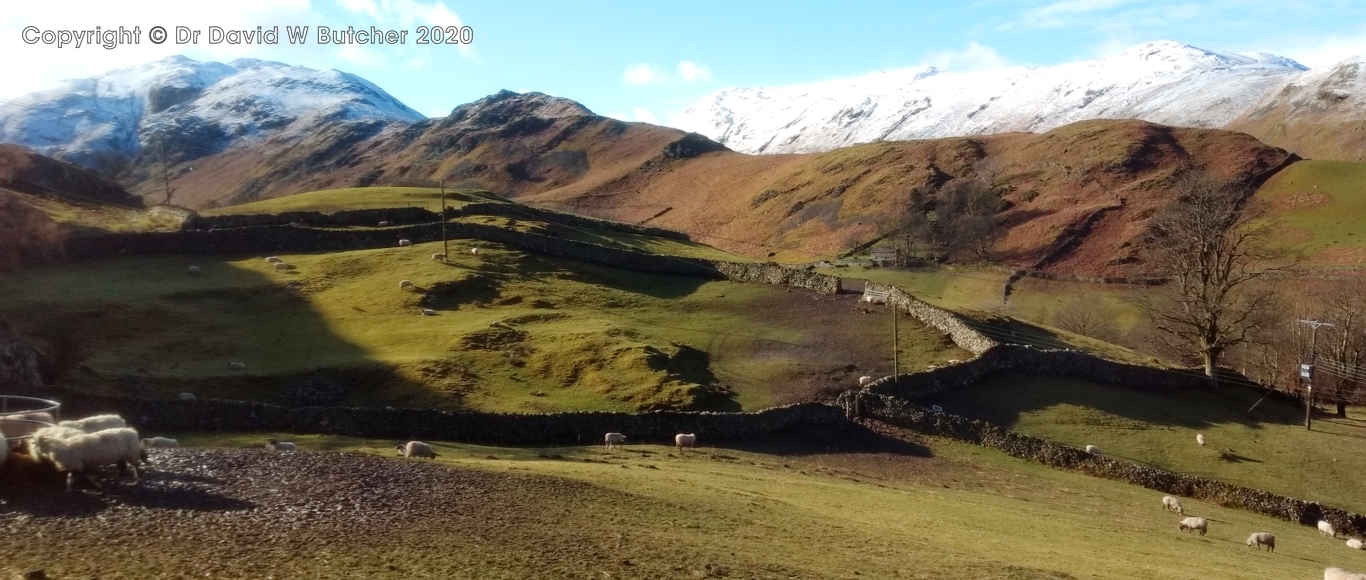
[0,394,61,447]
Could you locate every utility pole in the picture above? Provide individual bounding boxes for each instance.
[439,180,448,258]
[892,300,899,382]
[1299,319,1336,430]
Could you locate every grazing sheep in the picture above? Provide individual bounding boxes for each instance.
[1322,520,1339,538]
[272,262,295,271]
[471,247,479,255]
[398,239,413,247]
[26,425,86,458]
[420,308,437,316]
[1179,517,1208,535]
[431,253,447,262]
[265,439,297,452]
[604,432,626,449]
[1196,433,1206,447]
[187,265,201,274]
[1085,444,1101,455]
[1246,532,1275,551]
[57,414,127,433]
[178,392,196,401]
[0,412,55,445]
[265,256,283,264]
[44,427,144,491]
[228,361,247,370]
[1162,495,1184,515]
[141,437,179,448]
[400,279,414,289]
[675,433,697,451]
[858,376,873,386]
[1348,539,1364,550]
[1326,567,1366,580]
[395,441,438,459]
[378,221,391,226]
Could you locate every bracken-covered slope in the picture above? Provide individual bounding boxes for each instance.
[1227,56,1366,162]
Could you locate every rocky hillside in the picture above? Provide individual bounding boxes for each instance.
[1227,56,1366,162]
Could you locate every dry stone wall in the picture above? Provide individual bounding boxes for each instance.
[840,390,1366,537]
[39,388,846,446]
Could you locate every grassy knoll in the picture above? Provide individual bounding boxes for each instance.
[147,430,1366,579]
[1253,159,1366,265]
[932,371,1366,513]
[0,240,965,412]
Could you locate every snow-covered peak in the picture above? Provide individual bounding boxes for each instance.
[671,41,1316,154]
[0,55,424,168]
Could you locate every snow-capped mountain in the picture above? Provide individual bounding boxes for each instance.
[671,41,1313,154]
[0,55,424,167]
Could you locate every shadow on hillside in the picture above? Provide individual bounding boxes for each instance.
[708,422,933,458]
[513,254,709,300]
[1,253,459,411]
[929,370,1304,431]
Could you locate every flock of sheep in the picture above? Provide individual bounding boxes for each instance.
[603,432,697,451]
[0,412,173,491]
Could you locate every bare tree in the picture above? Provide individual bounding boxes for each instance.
[1135,172,1284,378]
[1316,281,1366,416]
[898,186,934,261]
[937,178,1006,260]
[1055,296,1118,342]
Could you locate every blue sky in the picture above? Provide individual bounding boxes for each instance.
[4,0,1366,123]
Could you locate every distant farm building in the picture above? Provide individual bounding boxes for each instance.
[870,246,899,266]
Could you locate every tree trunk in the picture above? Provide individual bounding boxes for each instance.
[1338,400,1348,418]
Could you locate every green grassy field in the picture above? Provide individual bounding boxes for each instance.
[153,430,1366,579]
[0,240,965,412]
[932,371,1366,513]
[201,186,491,214]
[1254,159,1366,264]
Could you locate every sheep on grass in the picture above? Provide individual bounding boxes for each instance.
[857,376,873,387]
[265,439,297,451]
[396,441,438,459]
[1178,517,1207,536]
[1196,433,1206,447]
[1162,495,1184,515]
[228,361,247,370]
[178,392,196,401]
[265,256,283,264]
[1322,520,1339,538]
[1246,532,1275,551]
[1326,567,1366,580]
[57,414,127,433]
[1348,539,1364,550]
[675,433,697,451]
[1085,445,1101,456]
[187,265,201,274]
[400,279,414,289]
[398,239,413,247]
[420,308,437,316]
[431,253,446,262]
[141,437,179,449]
[44,427,145,491]
[604,432,626,449]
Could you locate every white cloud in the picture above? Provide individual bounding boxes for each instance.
[623,63,665,85]
[334,0,476,60]
[632,107,659,124]
[1284,33,1366,69]
[338,44,385,67]
[676,61,712,83]
[922,41,1010,72]
[604,111,628,121]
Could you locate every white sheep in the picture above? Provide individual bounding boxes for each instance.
[420,308,437,316]
[1196,433,1206,447]
[44,427,145,491]
[1246,532,1275,551]
[400,279,414,289]
[228,361,247,370]
[265,438,296,452]
[187,265,201,274]
[178,392,196,401]
[1326,567,1366,580]
[675,433,697,451]
[25,425,86,461]
[265,256,282,264]
[604,432,626,449]
[857,376,873,386]
[273,262,295,271]
[398,239,413,247]
[57,414,128,433]
[0,411,55,445]
[378,221,391,226]
[471,247,479,255]
[1348,539,1364,550]
[395,441,438,459]
[1085,444,1101,455]
[1322,520,1339,538]
[141,436,179,448]
[431,253,447,262]
[1162,495,1184,515]
[1178,516,1208,536]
